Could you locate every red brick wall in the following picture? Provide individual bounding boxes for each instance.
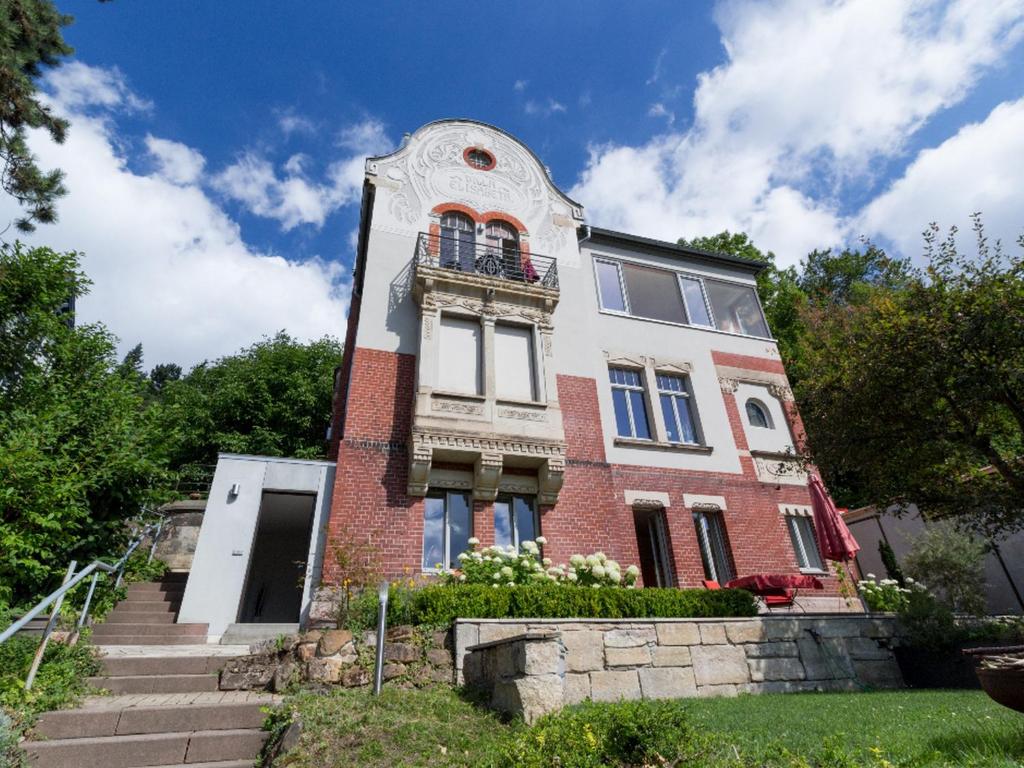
[324,347,845,597]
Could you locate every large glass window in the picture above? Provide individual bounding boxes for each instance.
[787,515,824,571]
[494,324,536,401]
[595,260,627,312]
[657,373,699,444]
[620,263,687,324]
[609,367,651,440]
[422,490,472,571]
[437,316,481,395]
[678,275,714,328]
[494,494,539,552]
[693,510,734,583]
[704,279,770,337]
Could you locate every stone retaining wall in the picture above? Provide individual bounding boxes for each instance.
[458,615,901,722]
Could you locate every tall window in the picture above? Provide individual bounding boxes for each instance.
[422,491,472,571]
[494,323,536,401]
[595,259,627,313]
[745,399,773,429]
[494,494,538,552]
[634,509,676,588]
[485,220,521,280]
[440,212,475,272]
[609,367,651,439]
[657,374,699,444]
[437,316,481,395]
[786,515,824,571]
[693,510,734,583]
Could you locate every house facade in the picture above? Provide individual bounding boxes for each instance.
[323,119,850,609]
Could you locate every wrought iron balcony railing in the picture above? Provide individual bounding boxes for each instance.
[414,232,558,290]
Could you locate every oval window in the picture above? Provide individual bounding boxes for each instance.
[464,147,495,170]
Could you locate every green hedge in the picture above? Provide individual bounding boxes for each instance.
[348,583,757,630]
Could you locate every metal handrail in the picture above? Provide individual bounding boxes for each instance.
[0,513,167,689]
[414,231,559,290]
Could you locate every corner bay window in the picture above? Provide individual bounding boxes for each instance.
[609,367,651,440]
[787,514,824,571]
[422,490,472,571]
[693,509,734,584]
[494,494,539,552]
[594,257,769,338]
[657,374,698,444]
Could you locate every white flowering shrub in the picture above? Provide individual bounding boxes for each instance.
[450,537,640,589]
[857,573,927,612]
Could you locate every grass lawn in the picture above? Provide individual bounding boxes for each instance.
[274,686,1024,768]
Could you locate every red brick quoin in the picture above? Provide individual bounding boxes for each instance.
[323,347,846,597]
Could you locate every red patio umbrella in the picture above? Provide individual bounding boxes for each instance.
[809,474,860,563]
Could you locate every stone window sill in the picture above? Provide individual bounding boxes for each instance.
[495,397,548,409]
[613,437,713,454]
[432,390,486,402]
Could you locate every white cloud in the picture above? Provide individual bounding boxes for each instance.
[524,98,567,117]
[336,118,390,154]
[646,48,668,86]
[571,0,1024,264]
[146,136,205,185]
[46,61,152,113]
[513,79,528,92]
[859,97,1024,257]
[648,103,675,127]
[0,63,349,368]
[278,110,316,136]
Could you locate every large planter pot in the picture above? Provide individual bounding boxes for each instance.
[976,668,1024,713]
[894,645,981,689]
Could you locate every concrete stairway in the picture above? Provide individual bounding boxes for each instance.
[90,573,209,647]
[22,574,277,768]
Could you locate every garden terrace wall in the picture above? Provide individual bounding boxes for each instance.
[459,615,901,722]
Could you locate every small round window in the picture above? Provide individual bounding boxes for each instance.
[464,147,495,171]
[745,399,773,429]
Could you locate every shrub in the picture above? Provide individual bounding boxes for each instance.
[498,699,716,768]
[903,521,986,615]
[345,582,757,630]
[878,539,905,586]
[0,635,100,715]
[452,539,640,588]
[856,573,921,612]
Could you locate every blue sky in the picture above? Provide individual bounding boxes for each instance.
[4,0,1023,366]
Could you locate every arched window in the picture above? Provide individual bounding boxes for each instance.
[745,399,773,429]
[485,220,521,279]
[439,211,475,271]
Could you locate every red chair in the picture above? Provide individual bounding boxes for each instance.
[702,580,721,590]
[761,588,798,611]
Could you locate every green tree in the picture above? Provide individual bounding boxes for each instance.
[793,218,1024,532]
[0,243,166,606]
[0,0,74,232]
[155,332,342,469]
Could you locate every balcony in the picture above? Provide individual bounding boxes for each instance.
[414,232,559,292]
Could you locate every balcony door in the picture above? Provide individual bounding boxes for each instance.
[484,220,521,280]
[634,508,676,588]
[440,212,475,272]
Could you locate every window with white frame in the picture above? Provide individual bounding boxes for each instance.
[422,490,472,571]
[609,367,652,439]
[437,315,481,395]
[786,514,824,571]
[657,373,700,444]
[593,257,770,338]
[494,493,539,552]
[494,323,536,401]
[693,509,734,583]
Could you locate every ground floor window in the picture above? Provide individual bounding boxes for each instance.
[494,493,538,552]
[693,509,734,584]
[786,514,824,571]
[634,508,676,588]
[422,490,472,571]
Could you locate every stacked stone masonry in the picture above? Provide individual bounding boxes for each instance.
[459,616,901,723]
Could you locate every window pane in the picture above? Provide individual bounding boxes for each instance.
[628,390,651,439]
[746,399,771,428]
[679,276,713,327]
[611,388,632,437]
[706,513,734,583]
[438,316,481,394]
[621,263,687,324]
[595,261,626,312]
[422,496,445,570]
[514,495,537,545]
[704,280,770,337]
[447,492,472,569]
[693,513,716,581]
[660,394,679,443]
[495,324,535,401]
[795,516,823,570]
[676,395,697,443]
[494,500,512,550]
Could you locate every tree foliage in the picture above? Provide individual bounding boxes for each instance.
[154,332,342,469]
[0,243,166,606]
[0,0,74,232]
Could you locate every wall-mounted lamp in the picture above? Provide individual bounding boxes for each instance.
[229,482,241,498]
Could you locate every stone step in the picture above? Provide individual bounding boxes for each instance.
[103,611,178,625]
[110,600,179,613]
[149,762,255,768]
[93,634,207,646]
[126,582,186,596]
[92,623,207,637]
[101,656,230,677]
[22,728,265,768]
[88,673,220,694]
[33,702,266,739]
